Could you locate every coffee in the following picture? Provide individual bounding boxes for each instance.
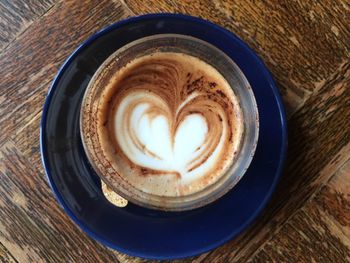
[95,52,243,196]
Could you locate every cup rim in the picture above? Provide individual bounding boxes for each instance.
[80,33,259,211]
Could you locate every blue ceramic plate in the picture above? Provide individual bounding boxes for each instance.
[40,14,287,260]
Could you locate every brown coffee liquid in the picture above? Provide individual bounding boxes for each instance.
[97,52,244,196]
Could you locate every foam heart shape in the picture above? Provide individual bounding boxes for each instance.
[114,91,215,182]
[136,107,208,173]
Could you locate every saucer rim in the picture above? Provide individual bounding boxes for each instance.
[40,13,287,260]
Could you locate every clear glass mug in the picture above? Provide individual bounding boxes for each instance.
[80,34,259,211]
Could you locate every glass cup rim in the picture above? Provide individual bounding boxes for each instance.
[80,33,259,211]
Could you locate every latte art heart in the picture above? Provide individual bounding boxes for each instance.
[97,52,244,196]
[114,90,226,183]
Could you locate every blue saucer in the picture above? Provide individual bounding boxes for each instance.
[40,14,287,260]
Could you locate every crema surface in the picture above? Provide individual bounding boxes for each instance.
[97,52,244,196]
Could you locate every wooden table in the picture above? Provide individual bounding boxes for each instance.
[0,1,349,262]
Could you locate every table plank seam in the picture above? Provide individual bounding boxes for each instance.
[199,60,350,263]
[0,139,123,263]
[242,145,350,263]
[116,0,136,16]
[0,1,60,57]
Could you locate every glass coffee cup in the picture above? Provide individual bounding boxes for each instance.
[80,34,259,211]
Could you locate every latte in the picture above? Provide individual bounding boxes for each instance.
[95,52,243,196]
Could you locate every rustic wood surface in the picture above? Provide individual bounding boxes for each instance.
[0,0,349,262]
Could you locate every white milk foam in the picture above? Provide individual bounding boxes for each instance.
[115,91,228,184]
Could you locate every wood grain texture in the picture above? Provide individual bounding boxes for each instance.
[0,242,18,263]
[250,158,350,263]
[315,159,350,241]
[1,0,350,262]
[0,0,130,146]
[0,141,122,262]
[200,61,350,263]
[10,112,42,172]
[0,0,57,52]
[0,0,133,262]
[125,0,350,115]
[116,252,208,263]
